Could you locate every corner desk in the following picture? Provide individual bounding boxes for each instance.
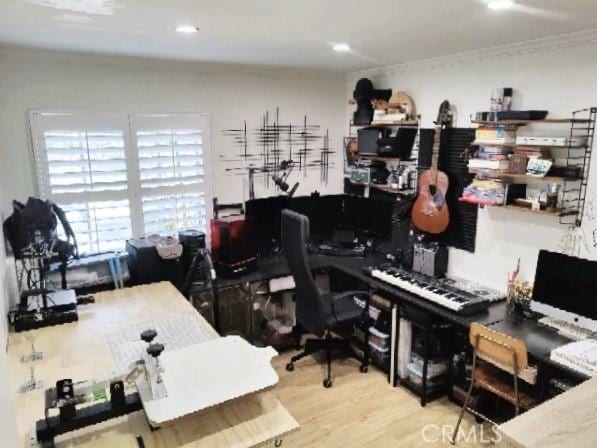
[215,253,589,396]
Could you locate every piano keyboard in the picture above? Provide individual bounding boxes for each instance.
[364,264,503,315]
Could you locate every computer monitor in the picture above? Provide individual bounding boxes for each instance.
[245,196,289,255]
[531,250,597,331]
[343,195,393,239]
[287,194,344,238]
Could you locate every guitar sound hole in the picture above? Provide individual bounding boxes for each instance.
[428,185,437,196]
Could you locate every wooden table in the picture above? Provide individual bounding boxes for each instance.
[497,376,597,448]
[7,282,298,447]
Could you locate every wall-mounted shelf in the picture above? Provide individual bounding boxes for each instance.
[345,117,421,195]
[470,140,588,149]
[465,107,596,226]
[357,155,403,162]
[370,120,419,127]
[467,169,574,184]
[459,198,568,217]
[472,118,591,126]
[502,204,563,216]
[347,179,413,195]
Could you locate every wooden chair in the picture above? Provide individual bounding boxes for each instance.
[451,322,538,444]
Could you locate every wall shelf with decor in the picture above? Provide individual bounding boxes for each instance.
[461,107,596,226]
[344,117,421,197]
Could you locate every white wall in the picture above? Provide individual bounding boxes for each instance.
[0,45,347,218]
[0,189,18,448]
[349,37,597,290]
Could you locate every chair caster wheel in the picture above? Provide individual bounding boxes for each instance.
[323,378,332,388]
[285,363,294,372]
[360,365,368,373]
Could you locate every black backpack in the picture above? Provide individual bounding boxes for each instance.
[3,197,78,261]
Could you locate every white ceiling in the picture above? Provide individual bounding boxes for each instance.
[1,0,597,71]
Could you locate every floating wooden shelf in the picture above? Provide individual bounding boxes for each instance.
[350,120,419,128]
[371,184,407,194]
[458,197,570,217]
[472,118,590,126]
[357,154,403,162]
[471,140,517,147]
[501,204,564,216]
[468,169,571,183]
[470,140,587,149]
[458,197,503,207]
[371,120,419,126]
[348,179,413,194]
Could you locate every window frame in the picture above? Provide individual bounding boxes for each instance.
[28,110,213,253]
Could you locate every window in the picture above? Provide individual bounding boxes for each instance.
[131,115,209,236]
[30,112,211,255]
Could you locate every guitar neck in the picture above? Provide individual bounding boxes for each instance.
[431,126,441,171]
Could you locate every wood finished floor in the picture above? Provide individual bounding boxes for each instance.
[271,351,491,448]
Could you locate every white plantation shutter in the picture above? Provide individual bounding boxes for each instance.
[29,112,211,254]
[59,200,132,254]
[30,112,134,254]
[130,114,211,236]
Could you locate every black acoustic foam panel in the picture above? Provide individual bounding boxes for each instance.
[418,128,477,253]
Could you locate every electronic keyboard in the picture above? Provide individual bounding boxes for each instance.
[364,264,503,315]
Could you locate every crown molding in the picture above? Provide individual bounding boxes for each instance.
[349,28,597,80]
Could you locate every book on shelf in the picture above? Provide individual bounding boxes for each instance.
[475,127,516,144]
[478,145,512,154]
[474,153,509,161]
[468,159,510,170]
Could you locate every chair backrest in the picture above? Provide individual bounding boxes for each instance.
[281,209,326,337]
[469,322,528,372]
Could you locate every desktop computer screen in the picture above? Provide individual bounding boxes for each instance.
[246,194,394,254]
[245,196,289,254]
[287,195,344,237]
[343,195,393,240]
[531,250,597,325]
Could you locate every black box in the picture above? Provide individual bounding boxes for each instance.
[126,238,183,288]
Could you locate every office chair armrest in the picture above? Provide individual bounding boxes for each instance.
[329,290,370,323]
[330,291,369,303]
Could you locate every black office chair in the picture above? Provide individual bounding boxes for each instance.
[281,209,370,388]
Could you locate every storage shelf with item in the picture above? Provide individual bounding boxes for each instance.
[345,78,421,197]
[460,102,595,225]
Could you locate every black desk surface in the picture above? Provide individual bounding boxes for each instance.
[216,253,508,329]
[490,315,573,360]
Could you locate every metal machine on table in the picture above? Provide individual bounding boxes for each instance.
[3,198,83,332]
[12,233,79,332]
[31,329,279,448]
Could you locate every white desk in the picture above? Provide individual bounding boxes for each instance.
[497,376,597,448]
[7,282,298,447]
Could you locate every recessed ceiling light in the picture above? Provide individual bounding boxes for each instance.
[488,0,515,10]
[332,43,351,52]
[176,25,199,33]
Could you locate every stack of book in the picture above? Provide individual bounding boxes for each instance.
[461,178,507,206]
[468,145,512,171]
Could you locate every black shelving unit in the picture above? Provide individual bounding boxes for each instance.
[398,305,454,407]
[344,117,421,195]
[561,108,596,226]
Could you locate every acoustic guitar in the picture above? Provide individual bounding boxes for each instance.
[411,101,452,234]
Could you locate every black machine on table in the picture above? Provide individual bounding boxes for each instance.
[3,197,82,332]
[33,328,166,448]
